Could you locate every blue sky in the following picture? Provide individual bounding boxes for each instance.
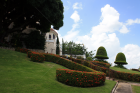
[54,0,140,69]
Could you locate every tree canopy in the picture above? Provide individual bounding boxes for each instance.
[0,0,64,41]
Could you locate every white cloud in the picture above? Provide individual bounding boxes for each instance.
[70,11,80,23]
[91,4,129,34]
[126,18,140,25]
[73,2,82,10]
[121,44,140,69]
[119,25,129,33]
[57,4,140,69]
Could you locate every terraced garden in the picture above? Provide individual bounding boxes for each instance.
[0,48,116,93]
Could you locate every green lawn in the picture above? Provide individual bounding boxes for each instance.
[0,48,116,93]
[110,67,140,74]
[131,85,140,93]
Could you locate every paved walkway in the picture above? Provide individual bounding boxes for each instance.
[114,83,132,93]
[106,77,140,93]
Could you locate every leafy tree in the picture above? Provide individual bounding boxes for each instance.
[86,57,93,61]
[24,30,45,49]
[62,38,65,55]
[0,0,64,42]
[63,41,86,56]
[56,36,60,55]
[85,50,96,60]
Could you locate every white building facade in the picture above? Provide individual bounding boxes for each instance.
[44,28,62,55]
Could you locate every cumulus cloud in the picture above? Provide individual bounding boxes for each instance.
[91,4,129,34]
[126,18,140,25]
[70,11,80,23]
[73,2,82,10]
[57,4,140,69]
[121,44,140,69]
[119,25,129,33]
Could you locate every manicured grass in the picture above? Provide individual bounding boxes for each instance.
[110,67,140,74]
[131,85,140,93]
[0,48,116,93]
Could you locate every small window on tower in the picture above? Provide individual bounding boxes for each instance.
[49,34,51,40]
[53,34,55,39]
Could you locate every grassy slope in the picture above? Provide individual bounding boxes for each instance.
[131,85,140,93]
[110,67,140,74]
[0,48,116,93]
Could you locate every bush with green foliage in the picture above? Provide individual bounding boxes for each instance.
[114,52,128,66]
[24,30,45,49]
[43,53,106,87]
[77,56,84,60]
[15,47,29,53]
[86,57,93,61]
[95,46,109,59]
[30,52,45,62]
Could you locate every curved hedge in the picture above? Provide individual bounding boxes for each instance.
[43,53,106,87]
[56,69,105,87]
[16,49,106,87]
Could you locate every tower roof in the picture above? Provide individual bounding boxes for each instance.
[50,28,58,35]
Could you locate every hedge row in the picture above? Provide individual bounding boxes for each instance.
[91,61,111,68]
[56,69,105,87]
[27,51,45,62]
[61,56,108,75]
[109,70,140,82]
[15,47,29,53]
[63,56,140,82]
[44,53,106,87]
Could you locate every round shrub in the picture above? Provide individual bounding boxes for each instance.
[114,52,128,65]
[95,46,109,59]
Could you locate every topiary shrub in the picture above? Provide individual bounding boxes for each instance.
[24,30,45,49]
[95,46,109,63]
[114,52,128,67]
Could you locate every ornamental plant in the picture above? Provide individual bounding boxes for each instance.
[19,48,29,53]
[56,69,106,87]
[95,46,109,62]
[15,47,21,51]
[114,52,128,68]
[31,52,45,62]
[27,51,32,58]
[91,61,111,68]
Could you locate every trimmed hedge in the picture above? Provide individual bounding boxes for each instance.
[15,47,29,53]
[109,70,140,82]
[30,52,45,62]
[91,61,111,68]
[56,69,105,87]
[44,53,106,87]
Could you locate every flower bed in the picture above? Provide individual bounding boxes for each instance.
[15,47,29,53]
[30,52,45,62]
[56,69,105,87]
[109,70,140,82]
[44,53,106,87]
[91,61,111,68]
